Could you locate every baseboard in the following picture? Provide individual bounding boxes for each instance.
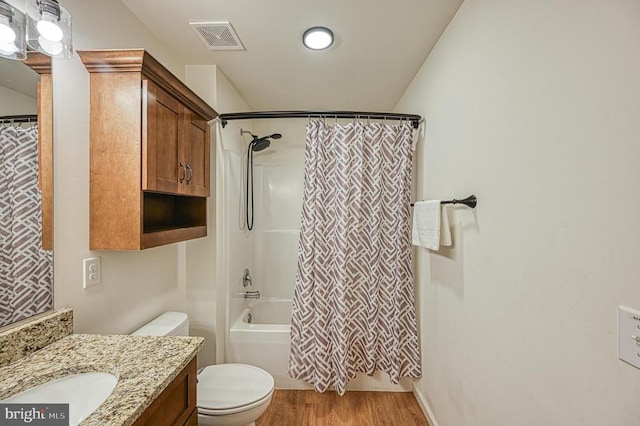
[412,383,439,426]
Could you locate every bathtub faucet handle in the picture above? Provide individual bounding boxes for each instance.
[242,268,252,287]
[244,290,261,300]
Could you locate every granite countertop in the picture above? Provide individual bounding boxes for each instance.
[0,333,204,426]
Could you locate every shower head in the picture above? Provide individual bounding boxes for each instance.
[251,138,271,152]
[249,132,282,152]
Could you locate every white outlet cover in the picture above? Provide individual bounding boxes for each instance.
[619,306,640,369]
[83,257,101,288]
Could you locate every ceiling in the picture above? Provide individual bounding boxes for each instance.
[121,0,463,112]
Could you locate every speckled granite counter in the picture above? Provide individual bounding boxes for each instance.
[0,333,203,426]
[0,308,73,367]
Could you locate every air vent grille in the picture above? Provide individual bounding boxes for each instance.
[189,22,245,51]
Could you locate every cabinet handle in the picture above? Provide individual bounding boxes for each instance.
[185,164,193,185]
[179,162,186,183]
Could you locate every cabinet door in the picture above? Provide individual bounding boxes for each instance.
[181,108,210,197]
[143,80,182,194]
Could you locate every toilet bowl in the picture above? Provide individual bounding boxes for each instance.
[133,312,274,426]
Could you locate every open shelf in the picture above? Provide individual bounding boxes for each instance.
[141,193,207,249]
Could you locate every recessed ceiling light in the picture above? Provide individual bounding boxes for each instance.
[303,26,333,50]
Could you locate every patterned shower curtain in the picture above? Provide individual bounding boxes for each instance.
[0,125,53,327]
[288,120,421,394]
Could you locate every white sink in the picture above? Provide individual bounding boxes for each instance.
[1,372,118,426]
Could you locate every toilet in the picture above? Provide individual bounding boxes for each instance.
[133,312,274,426]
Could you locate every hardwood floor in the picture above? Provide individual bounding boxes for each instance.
[256,390,429,426]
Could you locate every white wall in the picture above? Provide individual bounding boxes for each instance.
[212,70,255,363]
[183,65,218,368]
[53,0,190,334]
[0,86,36,116]
[396,0,640,424]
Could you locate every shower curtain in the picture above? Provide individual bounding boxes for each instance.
[0,125,53,327]
[288,120,421,394]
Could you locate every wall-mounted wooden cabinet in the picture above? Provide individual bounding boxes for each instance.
[79,49,217,250]
[143,80,210,197]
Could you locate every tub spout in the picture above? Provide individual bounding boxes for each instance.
[244,290,261,300]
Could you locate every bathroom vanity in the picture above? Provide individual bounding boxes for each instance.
[0,309,203,425]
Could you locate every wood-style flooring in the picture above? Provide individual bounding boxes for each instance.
[256,390,429,426]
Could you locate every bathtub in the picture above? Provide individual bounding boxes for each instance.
[227,298,307,388]
[227,297,413,391]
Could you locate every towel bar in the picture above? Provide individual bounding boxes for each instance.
[411,195,477,208]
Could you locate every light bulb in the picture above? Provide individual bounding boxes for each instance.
[0,18,16,44]
[0,41,18,54]
[37,12,63,42]
[38,35,62,55]
[303,27,334,50]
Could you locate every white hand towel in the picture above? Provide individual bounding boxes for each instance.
[440,205,452,247]
[412,201,452,250]
[412,200,441,250]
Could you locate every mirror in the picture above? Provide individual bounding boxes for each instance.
[0,53,53,328]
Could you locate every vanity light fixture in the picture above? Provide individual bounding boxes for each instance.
[26,0,73,58]
[303,26,334,50]
[0,1,26,60]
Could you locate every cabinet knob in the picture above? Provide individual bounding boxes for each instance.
[179,162,186,183]
[185,164,193,185]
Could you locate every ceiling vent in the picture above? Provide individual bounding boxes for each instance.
[189,22,245,51]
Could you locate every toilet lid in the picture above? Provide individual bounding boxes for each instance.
[197,364,274,411]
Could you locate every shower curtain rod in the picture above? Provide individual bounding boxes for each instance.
[0,115,38,124]
[219,110,423,129]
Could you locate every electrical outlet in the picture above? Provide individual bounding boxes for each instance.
[619,306,640,369]
[83,257,101,288]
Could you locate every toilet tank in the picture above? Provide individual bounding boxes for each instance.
[132,311,189,336]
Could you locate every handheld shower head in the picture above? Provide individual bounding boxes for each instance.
[250,138,271,152]
[244,130,283,231]
[249,133,281,152]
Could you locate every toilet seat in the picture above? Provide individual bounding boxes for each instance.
[197,363,274,416]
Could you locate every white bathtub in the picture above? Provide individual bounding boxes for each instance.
[227,297,413,391]
[227,298,305,388]
[241,298,293,327]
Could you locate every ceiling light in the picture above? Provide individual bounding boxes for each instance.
[0,1,26,60]
[303,27,333,51]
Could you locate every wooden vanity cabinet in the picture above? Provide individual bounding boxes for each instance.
[78,49,217,250]
[133,357,198,426]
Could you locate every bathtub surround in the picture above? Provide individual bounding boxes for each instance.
[0,124,53,327]
[289,120,420,394]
